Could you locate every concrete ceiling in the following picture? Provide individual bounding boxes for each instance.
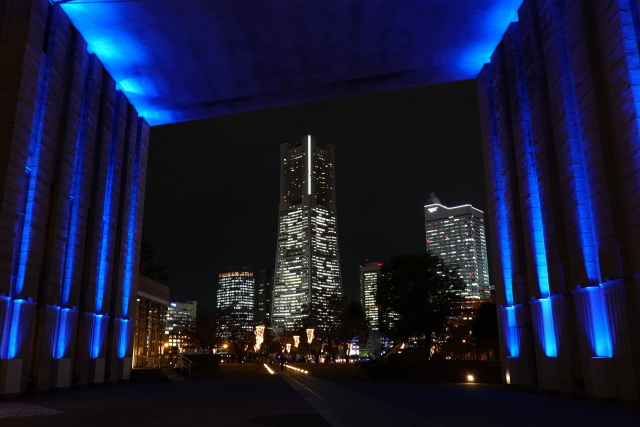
[60,0,523,126]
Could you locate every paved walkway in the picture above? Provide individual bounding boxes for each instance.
[1,364,639,426]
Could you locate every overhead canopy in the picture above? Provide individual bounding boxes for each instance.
[60,0,522,126]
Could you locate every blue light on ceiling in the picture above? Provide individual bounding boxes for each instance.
[460,2,522,77]
[60,2,155,118]
[60,1,527,126]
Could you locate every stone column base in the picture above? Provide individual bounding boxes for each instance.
[0,359,23,395]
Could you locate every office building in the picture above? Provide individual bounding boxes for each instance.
[165,301,197,351]
[217,267,255,331]
[272,136,342,331]
[360,262,383,356]
[255,267,274,325]
[134,275,170,366]
[424,195,491,304]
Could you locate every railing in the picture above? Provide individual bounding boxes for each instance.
[176,354,193,379]
[134,354,178,369]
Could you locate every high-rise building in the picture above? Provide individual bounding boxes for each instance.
[165,301,197,351]
[255,267,274,325]
[272,136,342,332]
[360,262,383,356]
[217,267,255,331]
[424,194,490,303]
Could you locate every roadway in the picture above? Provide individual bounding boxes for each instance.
[1,364,639,426]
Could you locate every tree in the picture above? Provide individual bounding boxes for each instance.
[335,297,368,363]
[471,302,499,362]
[139,239,171,284]
[191,309,224,350]
[377,251,465,356]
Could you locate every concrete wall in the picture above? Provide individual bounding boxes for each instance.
[478,0,640,406]
[0,0,148,394]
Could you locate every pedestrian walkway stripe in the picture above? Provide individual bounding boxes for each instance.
[0,402,63,419]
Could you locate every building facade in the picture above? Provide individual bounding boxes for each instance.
[255,267,274,325]
[134,275,169,366]
[165,301,197,351]
[217,267,254,331]
[359,262,383,356]
[478,0,640,405]
[0,1,148,395]
[424,197,491,303]
[272,136,343,332]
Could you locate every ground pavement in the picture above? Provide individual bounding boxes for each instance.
[1,363,639,426]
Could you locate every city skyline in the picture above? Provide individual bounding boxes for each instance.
[142,80,486,310]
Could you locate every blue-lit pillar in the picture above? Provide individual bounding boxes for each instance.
[0,0,148,394]
[478,62,522,386]
[479,0,640,403]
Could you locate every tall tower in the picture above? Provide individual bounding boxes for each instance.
[272,136,342,332]
[424,195,490,303]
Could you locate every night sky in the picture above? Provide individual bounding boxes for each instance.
[142,79,487,311]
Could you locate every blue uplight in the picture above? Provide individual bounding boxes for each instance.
[1,299,26,359]
[13,29,54,297]
[61,56,97,307]
[481,63,514,306]
[118,318,130,358]
[90,314,107,359]
[53,308,74,359]
[95,93,123,312]
[585,286,612,358]
[510,24,551,297]
[550,6,601,284]
[539,298,557,358]
[505,306,519,357]
[121,122,143,318]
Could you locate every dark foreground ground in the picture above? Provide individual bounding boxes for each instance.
[1,363,639,427]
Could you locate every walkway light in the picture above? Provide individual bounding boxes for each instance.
[306,328,314,344]
[293,335,300,348]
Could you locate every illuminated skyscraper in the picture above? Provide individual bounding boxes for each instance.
[165,301,197,351]
[272,136,342,331]
[360,262,383,356]
[217,267,255,330]
[255,267,274,325]
[424,195,490,302]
